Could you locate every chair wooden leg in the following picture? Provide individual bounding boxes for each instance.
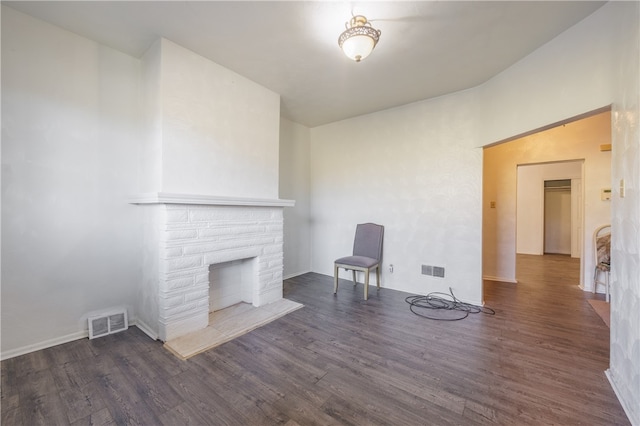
[606,271,610,303]
[334,264,339,294]
[352,270,357,286]
[376,266,381,290]
[364,270,370,300]
[593,267,598,294]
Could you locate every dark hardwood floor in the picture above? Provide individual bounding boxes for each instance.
[1,254,629,425]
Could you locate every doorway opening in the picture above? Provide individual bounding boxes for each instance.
[544,179,573,255]
[516,160,584,284]
[481,108,611,293]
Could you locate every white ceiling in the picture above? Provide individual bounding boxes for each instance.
[4,1,606,127]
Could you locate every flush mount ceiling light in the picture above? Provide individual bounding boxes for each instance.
[338,15,381,62]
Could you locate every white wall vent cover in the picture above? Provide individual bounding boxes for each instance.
[88,309,128,339]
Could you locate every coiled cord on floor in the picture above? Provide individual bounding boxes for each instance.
[405,288,495,321]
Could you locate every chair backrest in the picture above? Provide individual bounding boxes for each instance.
[352,223,384,261]
[593,224,611,264]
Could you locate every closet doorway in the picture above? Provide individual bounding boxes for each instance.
[516,160,583,259]
[544,179,572,255]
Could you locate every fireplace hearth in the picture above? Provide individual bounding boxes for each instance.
[130,193,294,341]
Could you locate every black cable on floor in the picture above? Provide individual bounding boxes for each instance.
[405,288,495,321]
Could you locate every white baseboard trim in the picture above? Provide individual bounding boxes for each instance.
[605,369,637,425]
[1,330,88,361]
[0,318,152,361]
[578,284,599,292]
[483,275,518,284]
[132,318,159,341]
[469,299,485,307]
[283,270,312,280]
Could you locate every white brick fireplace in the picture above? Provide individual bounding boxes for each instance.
[129,39,286,342]
[131,193,294,341]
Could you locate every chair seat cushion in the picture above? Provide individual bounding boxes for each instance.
[335,255,379,269]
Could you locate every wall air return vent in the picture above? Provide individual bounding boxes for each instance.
[88,309,128,339]
[433,266,446,278]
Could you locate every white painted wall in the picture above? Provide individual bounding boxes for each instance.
[484,113,611,288]
[608,2,640,423]
[279,118,311,278]
[309,3,638,418]
[136,205,162,339]
[516,161,583,256]
[310,90,484,305]
[154,39,281,199]
[477,3,615,145]
[140,39,162,195]
[309,4,626,305]
[570,178,583,258]
[1,9,283,356]
[2,2,638,420]
[477,3,622,287]
[1,7,142,356]
[135,39,282,337]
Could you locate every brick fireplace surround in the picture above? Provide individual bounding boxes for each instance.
[131,193,294,341]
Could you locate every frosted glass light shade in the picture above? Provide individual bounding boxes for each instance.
[338,15,381,62]
[341,35,376,62]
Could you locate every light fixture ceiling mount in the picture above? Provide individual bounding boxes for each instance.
[338,15,381,62]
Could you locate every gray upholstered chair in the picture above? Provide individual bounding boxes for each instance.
[334,223,384,300]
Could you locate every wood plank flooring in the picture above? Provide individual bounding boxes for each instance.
[1,254,629,425]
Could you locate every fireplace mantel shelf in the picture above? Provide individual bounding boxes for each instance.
[128,192,295,207]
